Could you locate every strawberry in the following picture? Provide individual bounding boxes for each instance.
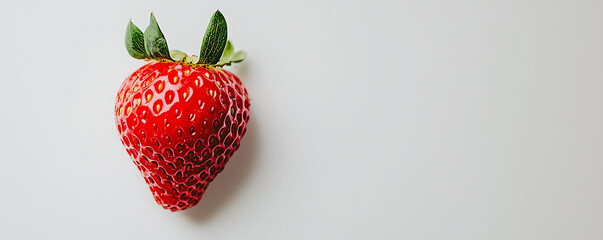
[115,11,249,211]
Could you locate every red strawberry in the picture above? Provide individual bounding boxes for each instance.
[115,11,249,211]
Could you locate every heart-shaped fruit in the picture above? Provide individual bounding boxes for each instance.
[115,11,249,211]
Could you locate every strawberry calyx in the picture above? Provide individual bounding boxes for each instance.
[125,10,246,67]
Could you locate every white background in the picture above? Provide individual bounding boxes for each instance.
[1,0,602,239]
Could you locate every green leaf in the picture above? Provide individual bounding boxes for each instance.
[170,50,187,62]
[144,13,171,60]
[221,41,234,59]
[216,41,234,65]
[185,55,199,64]
[125,20,148,59]
[223,41,234,57]
[216,41,246,66]
[170,50,200,64]
[230,51,247,63]
[199,10,228,65]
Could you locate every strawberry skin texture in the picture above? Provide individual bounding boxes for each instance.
[115,61,250,211]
